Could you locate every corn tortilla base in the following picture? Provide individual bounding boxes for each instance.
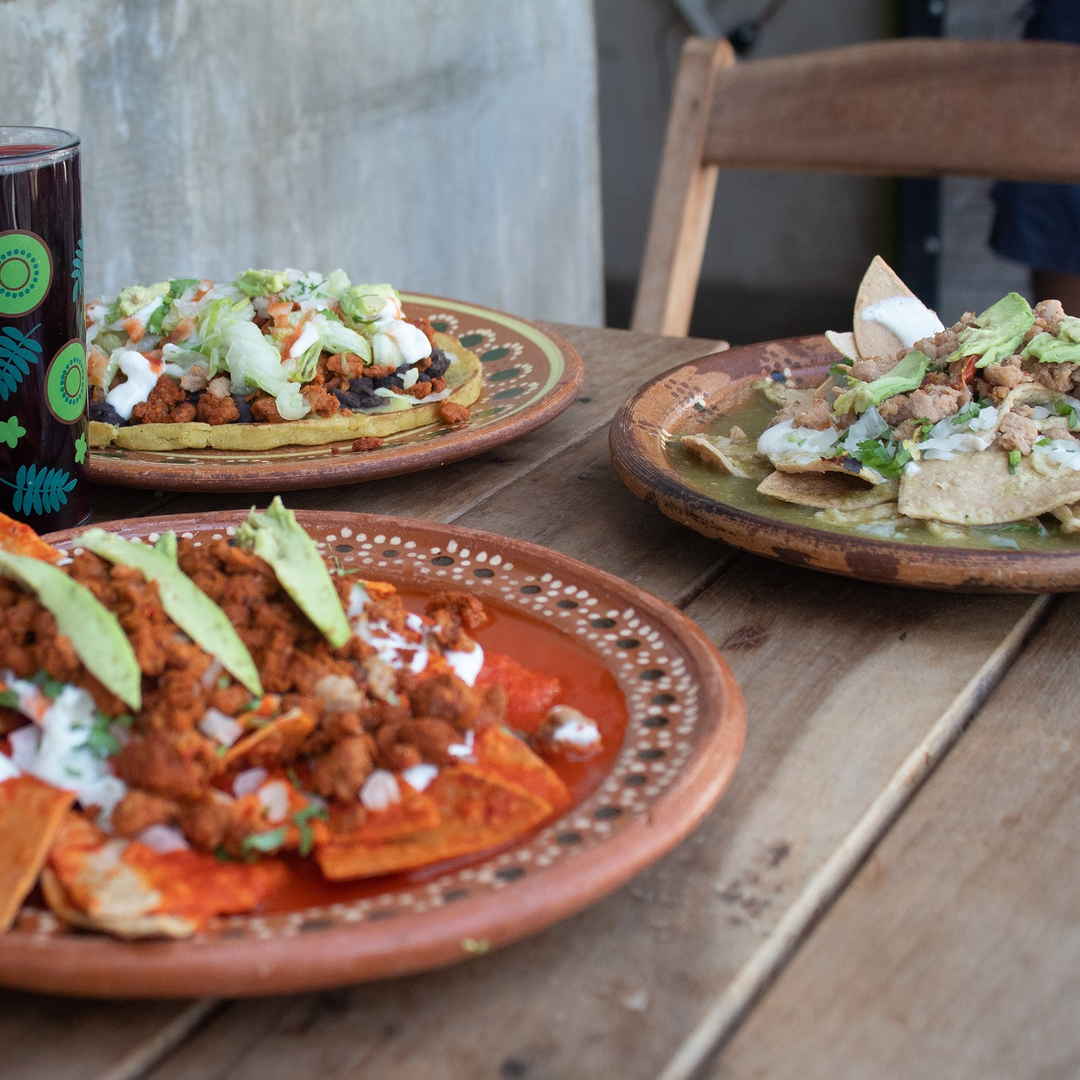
[89,333,483,452]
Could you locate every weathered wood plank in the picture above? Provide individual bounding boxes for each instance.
[107,325,725,526]
[6,324,724,1078]
[139,560,1047,1080]
[709,592,1080,1080]
[1,994,216,1080]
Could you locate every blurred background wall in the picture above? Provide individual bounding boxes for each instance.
[0,0,604,326]
[596,0,1030,342]
[0,0,1041,342]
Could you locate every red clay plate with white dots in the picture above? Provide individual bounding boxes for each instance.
[0,510,744,998]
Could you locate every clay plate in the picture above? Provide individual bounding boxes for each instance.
[87,295,583,492]
[609,336,1080,592]
[0,510,744,998]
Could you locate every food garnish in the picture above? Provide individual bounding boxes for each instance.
[235,497,351,648]
[86,269,483,452]
[683,257,1080,536]
[0,506,607,939]
[79,528,262,695]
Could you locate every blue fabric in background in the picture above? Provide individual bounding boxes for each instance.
[990,0,1080,274]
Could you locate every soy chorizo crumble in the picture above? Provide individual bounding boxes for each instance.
[0,540,506,858]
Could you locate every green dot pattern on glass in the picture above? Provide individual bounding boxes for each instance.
[45,339,86,423]
[0,231,52,317]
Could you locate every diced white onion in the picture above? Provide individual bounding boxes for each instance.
[360,769,401,811]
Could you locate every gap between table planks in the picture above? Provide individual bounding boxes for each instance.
[10,324,1058,1079]
[709,590,1080,1080]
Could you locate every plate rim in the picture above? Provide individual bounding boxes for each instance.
[609,335,1080,593]
[85,295,584,492]
[0,509,745,998]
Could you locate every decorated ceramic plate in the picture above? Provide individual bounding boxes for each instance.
[86,296,583,492]
[609,336,1080,592]
[0,510,744,998]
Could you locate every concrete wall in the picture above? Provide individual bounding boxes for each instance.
[0,0,604,325]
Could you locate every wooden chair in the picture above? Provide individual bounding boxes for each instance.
[631,37,1080,337]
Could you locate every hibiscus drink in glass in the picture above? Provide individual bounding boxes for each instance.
[0,127,89,531]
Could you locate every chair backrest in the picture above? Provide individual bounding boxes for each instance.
[631,37,1080,337]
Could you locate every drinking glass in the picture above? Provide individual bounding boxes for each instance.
[0,126,90,531]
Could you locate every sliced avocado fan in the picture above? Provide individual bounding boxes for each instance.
[0,548,142,710]
[235,498,352,649]
[78,529,263,697]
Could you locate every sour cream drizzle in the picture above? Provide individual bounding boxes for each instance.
[860,296,945,348]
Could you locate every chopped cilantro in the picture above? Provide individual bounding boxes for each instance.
[828,360,853,381]
[0,689,19,709]
[850,438,913,479]
[1008,449,1022,474]
[1036,437,1053,448]
[241,828,288,855]
[86,717,121,759]
[32,673,65,699]
[293,804,329,857]
[1054,401,1079,430]
[216,675,232,690]
[243,697,263,713]
[213,846,237,863]
[168,277,199,298]
[951,403,981,426]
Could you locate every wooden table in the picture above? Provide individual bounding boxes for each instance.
[7,324,1078,1080]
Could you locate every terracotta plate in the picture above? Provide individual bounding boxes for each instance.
[87,296,583,492]
[609,336,1080,592]
[0,510,744,998]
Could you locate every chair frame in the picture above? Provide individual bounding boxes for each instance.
[631,36,1080,337]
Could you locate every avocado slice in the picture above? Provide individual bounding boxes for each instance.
[78,529,263,697]
[235,498,352,649]
[0,549,142,710]
[234,269,290,297]
[946,292,1034,369]
[833,350,931,416]
[105,282,169,325]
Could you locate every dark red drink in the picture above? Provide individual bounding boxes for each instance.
[0,127,89,532]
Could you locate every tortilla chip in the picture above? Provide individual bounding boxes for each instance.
[326,782,441,845]
[315,764,553,881]
[753,378,821,409]
[682,432,772,480]
[898,450,1080,525]
[0,513,64,563]
[474,653,562,734]
[853,255,918,359]
[816,502,909,528]
[89,334,482,451]
[45,812,285,938]
[0,776,76,931]
[473,727,571,812]
[757,470,899,510]
[1050,502,1080,535]
[767,452,890,485]
[39,867,198,940]
[220,706,317,769]
[825,330,858,360]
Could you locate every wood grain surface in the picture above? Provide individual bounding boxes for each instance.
[7,324,1065,1080]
